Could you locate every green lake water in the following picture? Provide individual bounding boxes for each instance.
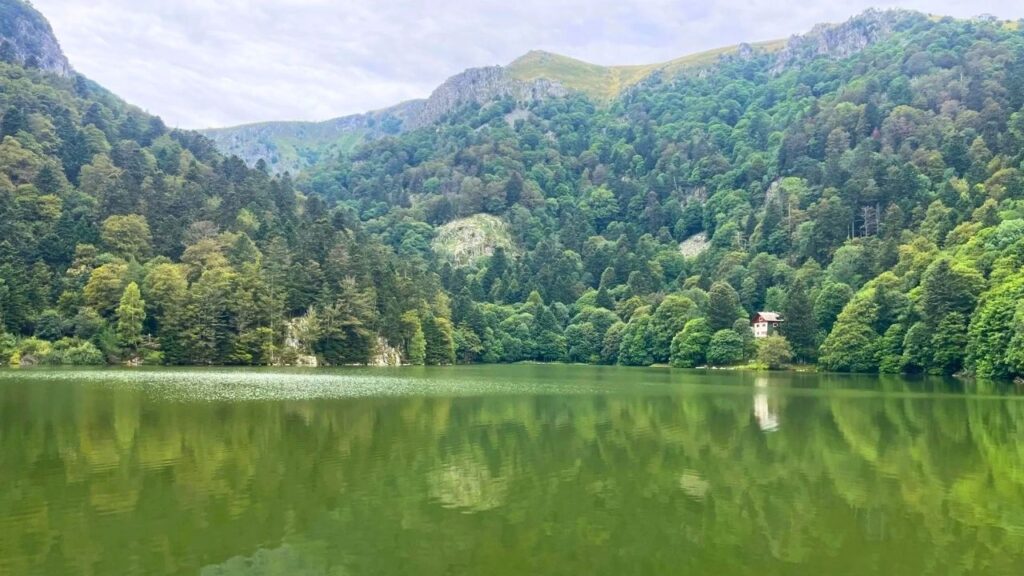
[1,365,1023,575]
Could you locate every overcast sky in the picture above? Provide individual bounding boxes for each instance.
[31,0,1024,129]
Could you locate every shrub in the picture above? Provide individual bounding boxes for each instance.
[13,338,52,366]
[38,338,105,365]
[52,339,105,366]
[756,335,794,370]
[670,318,711,368]
[0,332,16,365]
[706,330,746,366]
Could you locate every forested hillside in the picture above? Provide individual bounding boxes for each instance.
[300,10,1024,379]
[0,0,446,367]
[3,2,1024,380]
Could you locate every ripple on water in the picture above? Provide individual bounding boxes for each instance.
[0,368,617,402]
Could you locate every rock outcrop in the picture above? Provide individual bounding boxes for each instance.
[771,9,924,74]
[369,337,403,367]
[0,0,72,76]
[407,66,567,129]
[431,214,516,267]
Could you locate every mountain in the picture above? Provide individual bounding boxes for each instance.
[200,100,423,176]
[201,64,576,175]
[202,9,924,175]
[5,1,1024,381]
[200,62,574,175]
[0,0,71,76]
[297,9,1024,378]
[203,44,784,174]
[0,0,445,367]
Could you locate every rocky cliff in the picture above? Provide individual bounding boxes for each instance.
[407,65,567,130]
[0,0,72,76]
[771,9,925,73]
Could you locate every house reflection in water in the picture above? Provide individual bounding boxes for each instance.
[753,377,779,432]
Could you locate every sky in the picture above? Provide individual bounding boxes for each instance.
[31,0,1024,129]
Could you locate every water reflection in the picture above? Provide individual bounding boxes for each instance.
[0,367,1022,576]
[753,376,780,432]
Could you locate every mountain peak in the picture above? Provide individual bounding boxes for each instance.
[0,0,73,76]
[508,50,595,67]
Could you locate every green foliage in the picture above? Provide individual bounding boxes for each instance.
[423,312,456,366]
[3,10,1024,379]
[931,313,968,375]
[47,338,104,365]
[649,295,695,363]
[115,282,145,352]
[966,273,1024,380]
[706,330,745,367]
[814,283,854,335]
[782,279,816,362]
[401,310,427,365]
[707,282,744,332]
[10,337,51,366]
[0,331,15,365]
[617,312,655,366]
[819,294,881,373]
[84,263,128,316]
[101,214,151,260]
[600,321,626,365]
[565,306,618,363]
[670,318,712,368]
[756,335,793,370]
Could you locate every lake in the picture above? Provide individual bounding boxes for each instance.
[1,365,1022,575]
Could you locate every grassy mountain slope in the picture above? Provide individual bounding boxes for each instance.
[199,100,422,175]
[506,40,786,102]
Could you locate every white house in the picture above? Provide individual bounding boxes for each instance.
[751,312,783,338]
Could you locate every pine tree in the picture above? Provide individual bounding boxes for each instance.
[116,282,145,352]
[707,282,744,332]
[782,279,817,362]
[422,311,455,365]
[401,310,426,365]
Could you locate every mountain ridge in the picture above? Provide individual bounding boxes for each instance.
[201,8,929,174]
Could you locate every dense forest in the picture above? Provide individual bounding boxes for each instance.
[3,6,1024,380]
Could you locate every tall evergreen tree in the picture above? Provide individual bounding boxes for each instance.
[782,279,817,362]
[115,282,145,352]
[707,282,744,332]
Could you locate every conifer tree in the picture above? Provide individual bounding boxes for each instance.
[782,279,817,362]
[116,282,145,352]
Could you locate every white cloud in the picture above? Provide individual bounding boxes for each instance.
[31,0,1024,129]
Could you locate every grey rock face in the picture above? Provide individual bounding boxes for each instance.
[408,65,567,129]
[0,0,72,76]
[771,9,923,74]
